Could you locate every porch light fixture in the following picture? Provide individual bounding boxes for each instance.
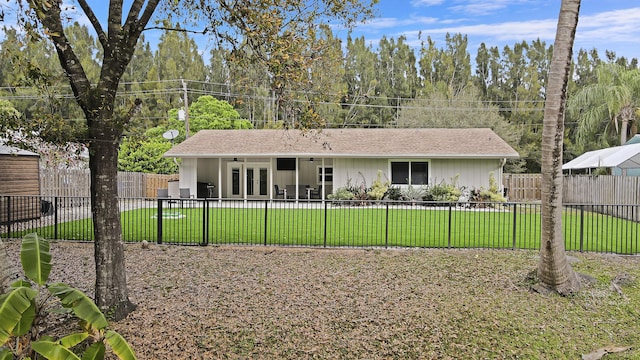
[233,158,237,161]
[310,157,314,162]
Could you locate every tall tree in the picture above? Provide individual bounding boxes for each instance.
[396,86,525,172]
[377,35,419,124]
[568,63,640,146]
[300,25,346,128]
[207,48,232,100]
[419,33,471,96]
[536,0,581,295]
[342,35,381,127]
[121,35,157,131]
[11,0,375,320]
[65,22,101,84]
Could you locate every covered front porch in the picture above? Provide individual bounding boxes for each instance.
[178,156,333,200]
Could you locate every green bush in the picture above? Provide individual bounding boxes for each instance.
[327,187,355,201]
[383,186,403,201]
[329,174,370,204]
[367,170,390,200]
[468,172,507,206]
[402,185,427,202]
[424,177,461,202]
[0,234,137,360]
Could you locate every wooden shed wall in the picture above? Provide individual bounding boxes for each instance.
[0,154,41,223]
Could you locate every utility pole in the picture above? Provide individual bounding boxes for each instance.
[181,79,190,138]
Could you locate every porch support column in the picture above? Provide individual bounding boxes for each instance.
[321,158,325,200]
[242,157,247,200]
[269,157,274,200]
[295,157,300,200]
[217,159,222,200]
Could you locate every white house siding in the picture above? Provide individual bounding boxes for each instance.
[430,158,504,191]
[332,157,504,193]
[197,158,218,184]
[333,158,391,189]
[179,158,198,196]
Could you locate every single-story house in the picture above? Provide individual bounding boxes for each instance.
[163,128,519,200]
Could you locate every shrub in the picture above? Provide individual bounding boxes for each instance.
[327,187,355,201]
[329,173,371,205]
[424,177,461,202]
[351,173,370,202]
[0,233,137,360]
[367,170,390,201]
[468,172,507,206]
[402,185,427,202]
[383,186,403,201]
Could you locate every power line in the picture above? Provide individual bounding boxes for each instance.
[1,78,549,109]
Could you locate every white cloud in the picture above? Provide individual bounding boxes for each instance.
[576,8,640,44]
[396,6,640,46]
[362,16,439,30]
[443,0,538,16]
[405,19,557,42]
[411,0,445,6]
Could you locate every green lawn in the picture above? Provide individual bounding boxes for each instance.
[10,204,640,254]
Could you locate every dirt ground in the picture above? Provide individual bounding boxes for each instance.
[3,240,639,359]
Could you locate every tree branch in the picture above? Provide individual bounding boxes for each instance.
[126,0,160,47]
[76,0,108,51]
[32,0,91,110]
[107,0,123,46]
[143,26,208,35]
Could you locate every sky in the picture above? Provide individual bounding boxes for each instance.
[2,1,640,62]
[338,0,640,61]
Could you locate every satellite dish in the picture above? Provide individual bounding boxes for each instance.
[163,129,179,141]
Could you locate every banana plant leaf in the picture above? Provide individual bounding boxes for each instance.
[20,233,52,286]
[32,340,81,360]
[48,283,108,331]
[105,330,137,360]
[0,287,37,344]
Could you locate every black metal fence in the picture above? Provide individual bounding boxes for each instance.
[1,195,639,254]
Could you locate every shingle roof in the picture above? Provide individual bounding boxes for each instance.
[163,128,519,159]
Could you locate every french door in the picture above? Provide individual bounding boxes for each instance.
[227,162,269,199]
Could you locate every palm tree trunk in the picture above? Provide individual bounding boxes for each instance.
[619,106,633,144]
[537,0,581,295]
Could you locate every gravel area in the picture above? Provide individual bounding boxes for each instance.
[3,240,639,359]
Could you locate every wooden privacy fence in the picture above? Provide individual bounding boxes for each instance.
[143,173,179,198]
[502,174,542,201]
[563,175,640,222]
[40,169,177,200]
[563,175,640,204]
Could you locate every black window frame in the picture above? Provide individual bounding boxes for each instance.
[390,160,429,186]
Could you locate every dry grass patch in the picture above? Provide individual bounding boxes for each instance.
[4,241,639,359]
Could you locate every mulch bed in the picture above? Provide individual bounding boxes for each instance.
[3,240,639,359]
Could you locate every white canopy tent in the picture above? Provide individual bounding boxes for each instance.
[562,143,640,174]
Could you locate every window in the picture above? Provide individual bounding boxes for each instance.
[391,161,428,185]
[317,166,333,183]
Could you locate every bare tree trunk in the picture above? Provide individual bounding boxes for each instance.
[31,0,159,320]
[537,0,581,295]
[89,119,136,319]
